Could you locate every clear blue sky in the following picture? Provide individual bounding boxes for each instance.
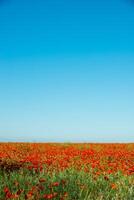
[0,0,134,142]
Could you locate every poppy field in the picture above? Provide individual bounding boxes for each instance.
[0,143,134,200]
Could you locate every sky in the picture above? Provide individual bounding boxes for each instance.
[0,0,134,142]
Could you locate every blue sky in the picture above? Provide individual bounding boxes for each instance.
[0,0,134,142]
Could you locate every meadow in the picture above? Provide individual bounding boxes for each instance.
[0,143,133,200]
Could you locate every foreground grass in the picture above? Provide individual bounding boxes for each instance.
[0,167,134,200]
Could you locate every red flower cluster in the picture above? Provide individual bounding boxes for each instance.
[0,143,134,175]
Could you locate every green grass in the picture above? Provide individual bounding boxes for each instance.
[0,167,134,200]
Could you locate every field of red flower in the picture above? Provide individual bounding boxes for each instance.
[0,143,134,200]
